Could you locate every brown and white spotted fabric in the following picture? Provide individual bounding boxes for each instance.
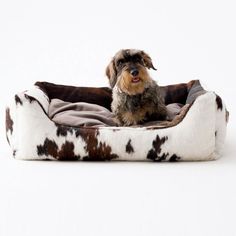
[5,80,229,161]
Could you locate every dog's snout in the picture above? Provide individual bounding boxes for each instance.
[130,69,139,77]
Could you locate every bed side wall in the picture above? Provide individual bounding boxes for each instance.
[214,94,228,158]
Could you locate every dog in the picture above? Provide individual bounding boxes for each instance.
[105,49,167,126]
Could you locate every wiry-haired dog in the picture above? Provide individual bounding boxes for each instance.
[106,49,167,126]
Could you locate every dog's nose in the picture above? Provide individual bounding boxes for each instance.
[130,69,139,77]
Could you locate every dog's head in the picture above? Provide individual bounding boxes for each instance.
[105,49,157,95]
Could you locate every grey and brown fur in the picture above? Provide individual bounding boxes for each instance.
[106,49,167,126]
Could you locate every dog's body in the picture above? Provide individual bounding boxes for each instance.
[106,49,167,126]
[112,80,167,126]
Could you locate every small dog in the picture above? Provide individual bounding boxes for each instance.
[106,49,167,126]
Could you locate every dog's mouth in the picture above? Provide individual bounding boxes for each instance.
[131,77,141,83]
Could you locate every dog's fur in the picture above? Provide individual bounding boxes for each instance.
[106,49,167,126]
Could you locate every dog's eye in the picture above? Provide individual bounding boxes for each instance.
[117,59,125,66]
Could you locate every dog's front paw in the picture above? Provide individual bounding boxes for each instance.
[113,114,137,127]
[121,112,140,126]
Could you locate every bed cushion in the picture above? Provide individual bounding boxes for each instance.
[5,80,229,161]
[48,99,117,127]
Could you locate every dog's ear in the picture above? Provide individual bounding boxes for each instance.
[141,51,157,70]
[105,59,117,88]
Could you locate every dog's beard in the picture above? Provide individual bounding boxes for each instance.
[117,69,151,95]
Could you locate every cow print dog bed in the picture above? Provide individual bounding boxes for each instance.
[6,80,229,161]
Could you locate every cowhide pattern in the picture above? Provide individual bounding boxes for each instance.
[5,80,228,161]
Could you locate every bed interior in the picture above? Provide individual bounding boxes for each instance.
[35,80,205,127]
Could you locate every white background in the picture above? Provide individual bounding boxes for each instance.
[0,0,236,235]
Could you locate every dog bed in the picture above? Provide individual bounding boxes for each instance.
[5,80,229,161]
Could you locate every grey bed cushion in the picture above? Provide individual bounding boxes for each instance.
[48,98,183,127]
[49,99,117,127]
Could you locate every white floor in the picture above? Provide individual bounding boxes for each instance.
[1,0,236,235]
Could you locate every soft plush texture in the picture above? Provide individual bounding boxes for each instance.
[49,99,117,127]
[5,80,229,161]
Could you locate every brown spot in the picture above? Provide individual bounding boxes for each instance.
[112,129,120,132]
[75,128,118,161]
[6,108,13,134]
[215,131,217,137]
[6,135,9,144]
[57,141,80,160]
[37,138,80,160]
[24,94,36,103]
[147,149,158,160]
[15,95,22,105]
[37,138,58,158]
[126,139,134,154]
[147,135,168,161]
[216,95,223,110]
[13,150,17,157]
[56,125,73,137]
[169,154,181,162]
[154,153,169,162]
[226,109,229,123]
